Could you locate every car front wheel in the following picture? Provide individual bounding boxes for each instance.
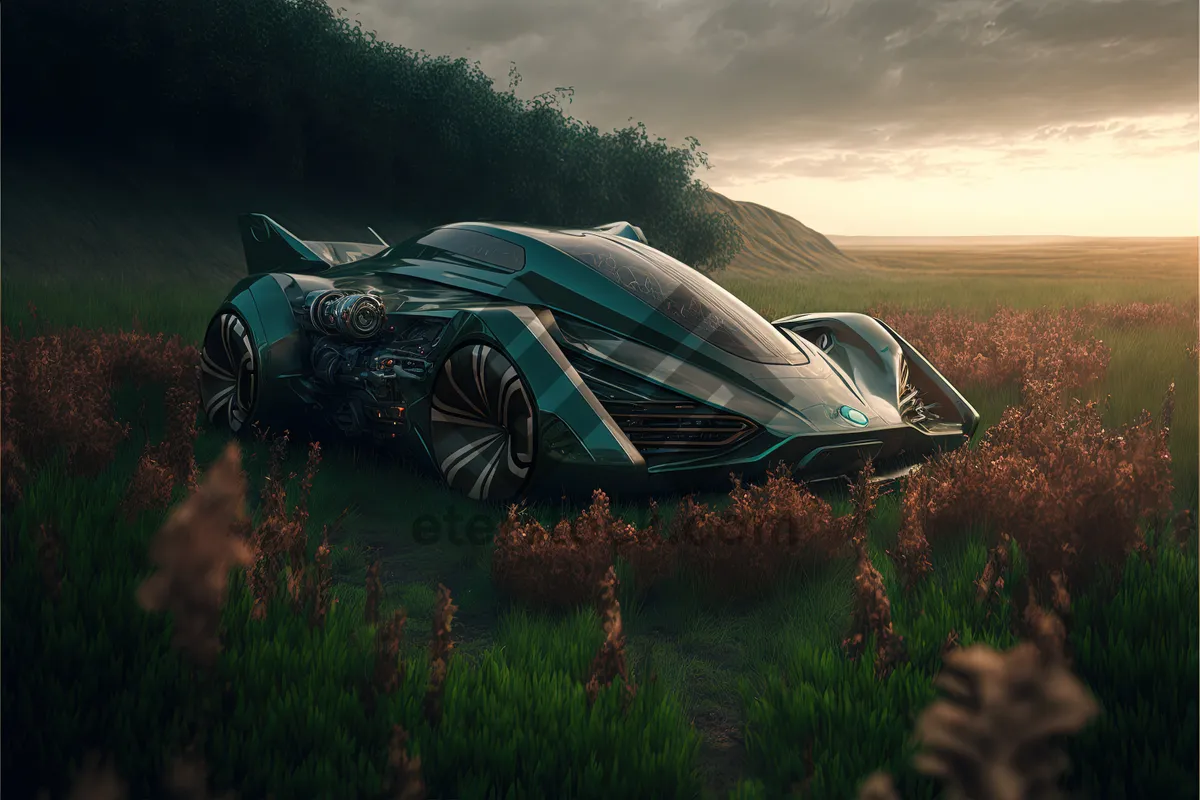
[428,343,536,501]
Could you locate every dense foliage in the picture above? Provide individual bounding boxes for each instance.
[1,0,743,271]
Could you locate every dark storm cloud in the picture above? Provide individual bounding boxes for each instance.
[343,0,1198,176]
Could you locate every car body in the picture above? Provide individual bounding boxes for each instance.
[199,213,980,501]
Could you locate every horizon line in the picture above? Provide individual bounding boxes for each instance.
[825,233,1200,240]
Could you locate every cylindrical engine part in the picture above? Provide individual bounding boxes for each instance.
[310,338,344,384]
[333,294,388,340]
[307,289,347,335]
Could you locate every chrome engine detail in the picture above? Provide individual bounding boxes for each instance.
[304,290,387,340]
[898,357,942,427]
[333,293,388,339]
[307,289,347,333]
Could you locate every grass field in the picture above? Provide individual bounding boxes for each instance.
[839,237,1198,283]
[3,239,1198,797]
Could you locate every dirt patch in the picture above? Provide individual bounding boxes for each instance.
[694,706,748,795]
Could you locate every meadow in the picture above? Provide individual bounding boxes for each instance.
[6,0,1196,793]
[2,239,1197,799]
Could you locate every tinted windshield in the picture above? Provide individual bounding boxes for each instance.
[541,231,806,365]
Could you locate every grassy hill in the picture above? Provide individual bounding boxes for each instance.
[1,0,741,273]
[1,152,861,284]
[707,191,865,279]
[0,151,426,284]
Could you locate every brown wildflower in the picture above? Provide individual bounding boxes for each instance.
[974,533,1011,605]
[373,609,409,696]
[54,752,127,800]
[136,443,254,667]
[585,565,636,706]
[914,642,1099,800]
[384,725,426,800]
[843,540,907,678]
[424,584,457,727]
[164,748,236,800]
[888,469,933,589]
[304,529,333,629]
[1022,587,1069,666]
[856,771,901,800]
[365,560,384,625]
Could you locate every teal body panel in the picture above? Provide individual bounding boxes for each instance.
[220,275,307,423]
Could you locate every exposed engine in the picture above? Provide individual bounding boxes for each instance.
[294,290,448,440]
[306,289,389,339]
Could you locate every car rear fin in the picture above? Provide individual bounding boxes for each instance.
[592,221,648,244]
[238,214,332,275]
[237,214,390,275]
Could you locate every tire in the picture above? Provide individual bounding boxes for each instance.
[199,310,259,434]
[428,343,536,501]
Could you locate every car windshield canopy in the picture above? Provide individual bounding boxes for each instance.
[541,231,806,365]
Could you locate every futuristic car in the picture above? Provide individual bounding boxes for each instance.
[199,214,980,501]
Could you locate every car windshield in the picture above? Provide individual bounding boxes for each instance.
[541,231,806,365]
[383,227,527,271]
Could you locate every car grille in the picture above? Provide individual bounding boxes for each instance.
[563,345,758,455]
[598,400,757,454]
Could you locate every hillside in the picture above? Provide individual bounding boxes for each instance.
[707,191,865,278]
[0,152,426,283]
[1,153,860,284]
[3,0,740,273]
[828,235,1095,248]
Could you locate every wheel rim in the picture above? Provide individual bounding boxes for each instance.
[429,343,535,501]
[199,311,258,433]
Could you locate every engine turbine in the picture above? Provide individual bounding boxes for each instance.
[305,290,388,340]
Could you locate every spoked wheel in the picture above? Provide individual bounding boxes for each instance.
[429,343,536,501]
[199,311,259,434]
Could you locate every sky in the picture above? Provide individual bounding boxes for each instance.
[343,0,1198,237]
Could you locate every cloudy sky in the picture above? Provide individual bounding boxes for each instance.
[344,0,1197,236]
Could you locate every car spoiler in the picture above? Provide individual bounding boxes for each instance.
[237,214,389,275]
[592,221,648,244]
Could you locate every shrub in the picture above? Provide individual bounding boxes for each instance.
[674,469,848,599]
[869,305,1111,389]
[1080,299,1200,330]
[491,492,622,608]
[3,0,742,272]
[492,474,851,608]
[0,321,199,500]
[917,381,1174,592]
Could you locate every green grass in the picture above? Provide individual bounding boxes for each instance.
[3,268,1197,797]
[720,270,1197,317]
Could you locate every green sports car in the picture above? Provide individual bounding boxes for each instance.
[199,214,979,501]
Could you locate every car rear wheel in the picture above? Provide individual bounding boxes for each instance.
[199,311,259,434]
[429,343,536,501]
